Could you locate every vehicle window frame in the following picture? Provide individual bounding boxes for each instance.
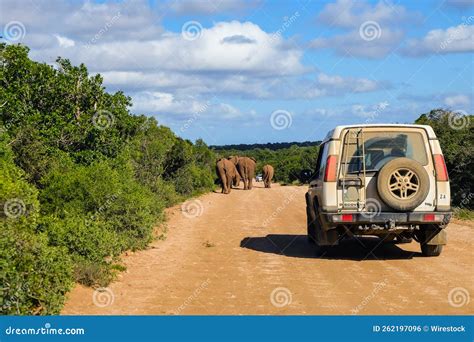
[340,130,428,175]
[314,143,329,180]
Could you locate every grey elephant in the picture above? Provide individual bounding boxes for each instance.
[228,156,256,190]
[262,164,274,188]
[216,158,240,194]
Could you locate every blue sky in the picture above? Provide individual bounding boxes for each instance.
[1,0,473,144]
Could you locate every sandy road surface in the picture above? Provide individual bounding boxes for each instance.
[63,184,473,315]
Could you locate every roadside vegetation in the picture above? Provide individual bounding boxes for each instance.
[0,44,472,315]
[0,44,216,314]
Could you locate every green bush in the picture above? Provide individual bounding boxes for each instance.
[0,227,73,315]
[0,133,73,315]
[151,177,181,206]
[0,43,217,314]
[40,214,121,263]
[38,159,164,284]
[453,208,474,220]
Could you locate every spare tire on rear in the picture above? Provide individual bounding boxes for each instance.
[377,157,429,211]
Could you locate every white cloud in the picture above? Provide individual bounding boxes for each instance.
[1,0,387,122]
[443,94,471,107]
[351,101,390,118]
[312,0,418,58]
[54,34,75,48]
[317,73,381,93]
[403,24,474,56]
[311,29,404,58]
[131,91,246,120]
[313,7,473,59]
[31,21,308,77]
[0,0,163,48]
[99,70,384,101]
[302,101,390,120]
[444,0,474,10]
[165,0,261,15]
[132,91,206,116]
[317,0,418,28]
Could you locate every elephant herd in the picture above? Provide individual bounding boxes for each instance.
[216,156,274,194]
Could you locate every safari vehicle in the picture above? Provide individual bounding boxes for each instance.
[256,174,263,182]
[306,124,451,256]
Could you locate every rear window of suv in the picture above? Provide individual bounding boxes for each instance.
[341,131,428,174]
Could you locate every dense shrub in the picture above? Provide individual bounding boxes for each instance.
[37,158,164,284]
[0,43,217,314]
[0,133,73,315]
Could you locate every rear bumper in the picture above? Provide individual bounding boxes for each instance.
[323,212,452,226]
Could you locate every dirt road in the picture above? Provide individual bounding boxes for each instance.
[63,184,473,315]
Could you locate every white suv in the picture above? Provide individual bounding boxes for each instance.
[306,124,451,257]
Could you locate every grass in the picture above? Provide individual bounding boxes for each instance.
[453,208,474,221]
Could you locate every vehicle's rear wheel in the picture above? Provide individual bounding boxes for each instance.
[421,244,443,257]
[377,158,429,211]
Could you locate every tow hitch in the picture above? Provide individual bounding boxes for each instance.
[385,219,396,229]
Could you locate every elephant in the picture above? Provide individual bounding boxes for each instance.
[216,158,240,194]
[262,164,274,188]
[228,156,256,190]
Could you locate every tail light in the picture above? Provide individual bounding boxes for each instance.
[332,214,354,222]
[324,155,338,182]
[423,214,444,222]
[433,154,449,181]
[341,214,354,222]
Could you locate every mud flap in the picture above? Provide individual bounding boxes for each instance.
[306,194,340,246]
[426,228,447,245]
